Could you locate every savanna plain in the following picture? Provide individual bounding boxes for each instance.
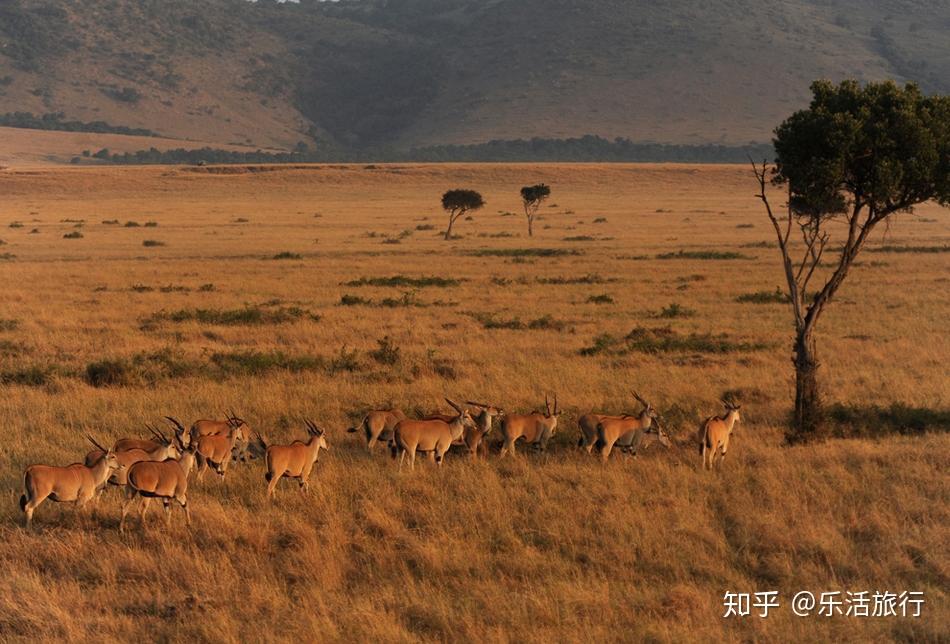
[0,163,947,642]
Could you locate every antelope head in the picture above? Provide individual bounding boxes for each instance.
[647,417,673,448]
[721,400,742,425]
[304,419,330,453]
[147,424,180,458]
[445,398,475,429]
[86,435,120,472]
[165,416,190,447]
[466,400,504,433]
[632,391,659,424]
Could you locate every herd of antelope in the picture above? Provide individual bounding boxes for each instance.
[18,395,742,530]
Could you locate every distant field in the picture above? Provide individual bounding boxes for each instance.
[0,164,947,641]
[0,127,271,166]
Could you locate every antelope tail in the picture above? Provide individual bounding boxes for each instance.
[265,472,273,482]
[19,494,26,511]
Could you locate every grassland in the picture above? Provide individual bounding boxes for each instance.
[0,164,947,642]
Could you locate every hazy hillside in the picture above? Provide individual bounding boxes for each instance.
[0,0,947,153]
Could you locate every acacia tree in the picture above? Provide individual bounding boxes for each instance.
[441,189,485,240]
[754,80,949,443]
[520,183,551,236]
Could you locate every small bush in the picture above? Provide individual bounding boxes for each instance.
[736,288,787,304]
[735,223,755,229]
[340,294,372,306]
[131,284,155,292]
[85,359,130,387]
[234,217,250,223]
[102,219,120,225]
[63,231,83,239]
[537,274,614,285]
[656,250,753,260]
[369,336,401,365]
[587,293,614,304]
[198,283,215,292]
[142,240,165,247]
[329,345,361,373]
[9,222,23,229]
[867,245,950,254]
[124,221,141,227]
[563,235,597,242]
[740,241,776,249]
[0,365,55,387]
[343,275,462,288]
[527,315,567,331]
[416,224,436,231]
[144,306,319,326]
[0,319,18,331]
[581,326,766,356]
[469,248,581,258]
[593,217,608,223]
[144,221,158,228]
[272,251,302,259]
[655,303,695,318]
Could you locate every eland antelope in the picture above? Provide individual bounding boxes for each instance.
[194,419,246,480]
[578,392,656,454]
[699,401,742,470]
[20,438,120,529]
[120,441,196,532]
[391,399,474,469]
[459,401,504,457]
[260,420,329,498]
[85,434,180,487]
[593,392,662,462]
[498,394,561,457]
[347,408,407,451]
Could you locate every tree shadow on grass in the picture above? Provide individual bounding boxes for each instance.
[827,403,950,437]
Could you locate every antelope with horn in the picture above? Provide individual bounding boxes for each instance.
[699,400,742,470]
[20,437,120,529]
[593,391,665,462]
[390,398,474,469]
[578,391,652,454]
[498,393,562,457]
[193,416,246,480]
[83,423,174,464]
[260,420,330,498]
[459,401,505,458]
[84,433,180,488]
[119,437,196,532]
[347,408,406,451]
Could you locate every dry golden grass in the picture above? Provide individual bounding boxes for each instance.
[0,164,947,642]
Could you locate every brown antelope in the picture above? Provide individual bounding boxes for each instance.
[120,441,196,532]
[578,392,654,454]
[85,434,180,487]
[178,411,250,455]
[347,408,406,451]
[391,399,474,469]
[20,438,120,529]
[194,419,246,480]
[594,392,661,462]
[699,401,741,470]
[498,394,562,457]
[260,420,330,498]
[84,424,175,464]
[459,401,504,458]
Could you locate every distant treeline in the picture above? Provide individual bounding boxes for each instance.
[95,136,774,165]
[1,111,158,137]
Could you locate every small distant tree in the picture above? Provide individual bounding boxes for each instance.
[520,183,551,236]
[441,189,485,240]
[753,80,949,443]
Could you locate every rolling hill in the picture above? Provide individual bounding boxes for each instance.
[0,0,947,156]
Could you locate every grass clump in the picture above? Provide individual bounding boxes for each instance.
[272,251,302,259]
[656,250,753,260]
[469,248,581,258]
[581,326,766,356]
[828,403,950,437]
[145,306,319,327]
[471,313,567,331]
[654,303,695,318]
[0,365,56,387]
[866,245,950,254]
[736,288,787,304]
[562,235,597,242]
[343,275,462,288]
[211,351,324,376]
[0,319,18,331]
[63,231,83,239]
[369,336,401,365]
[340,294,372,306]
[124,221,140,227]
[537,274,614,285]
[142,239,165,247]
[587,293,614,304]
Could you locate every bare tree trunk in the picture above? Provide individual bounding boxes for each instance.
[444,214,455,241]
[527,215,533,237]
[791,327,823,443]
